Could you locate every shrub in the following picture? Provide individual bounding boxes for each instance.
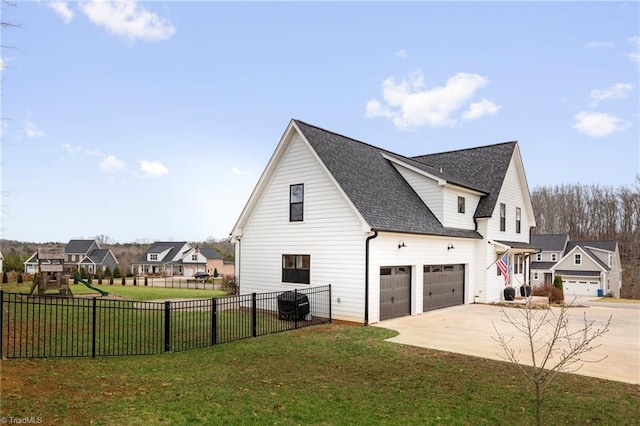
[2,272,7,284]
[87,275,93,284]
[133,277,137,286]
[532,284,564,304]
[222,275,238,294]
[121,277,126,286]
[553,275,563,291]
[213,268,219,278]
[144,276,148,286]
[113,267,122,279]
[104,266,112,278]
[17,273,23,284]
[109,276,114,286]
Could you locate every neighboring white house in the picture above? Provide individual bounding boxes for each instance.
[231,120,537,323]
[23,239,119,275]
[131,242,235,277]
[531,235,622,298]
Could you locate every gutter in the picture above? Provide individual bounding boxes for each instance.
[364,230,378,326]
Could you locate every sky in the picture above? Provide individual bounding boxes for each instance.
[1,1,638,244]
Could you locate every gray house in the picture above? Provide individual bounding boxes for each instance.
[530,234,621,298]
[23,239,118,275]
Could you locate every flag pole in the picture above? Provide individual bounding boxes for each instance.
[486,249,510,269]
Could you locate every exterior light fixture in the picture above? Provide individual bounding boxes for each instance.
[447,244,455,250]
[398,240,406,249]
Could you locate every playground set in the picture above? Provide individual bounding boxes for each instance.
[29,247,108,297]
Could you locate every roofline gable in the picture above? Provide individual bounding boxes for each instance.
[231,120,371,239]
[550,245,607,273]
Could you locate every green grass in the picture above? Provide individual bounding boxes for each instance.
[1,282,227,301]
[595,297,640,304]
[1,324,638,425]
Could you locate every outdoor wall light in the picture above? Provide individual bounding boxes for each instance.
[398,240,406,249]
[447,244,455,250]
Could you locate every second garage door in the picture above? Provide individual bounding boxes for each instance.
[423,264,464,312]
[380,266,411,321]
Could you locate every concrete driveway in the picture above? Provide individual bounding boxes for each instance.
[376,301,640,385]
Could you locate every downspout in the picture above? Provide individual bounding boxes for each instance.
[364,230,378,326]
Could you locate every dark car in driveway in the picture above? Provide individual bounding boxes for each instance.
[194,272,210,279]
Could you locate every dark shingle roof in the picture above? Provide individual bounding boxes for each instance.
[530,234,568,252]
[412,141,517,218]
[294,120,482,239]
[136,241,189,264]
[566,240,617,254]
[530,261,556,270]
[66,239,97,254]
[199,248,224,260]
[495,240,539,250]
[85,249,111,264]
[555,270,601,277]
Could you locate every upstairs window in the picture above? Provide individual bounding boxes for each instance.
[574,253,582,265]
[551,253,557,262]
[516,207,521,234]
[500,203,506,231]
[282,254,310,284]
[457,196,465,214]
[191,254,198,261]
[150,254,158,261]
[290,184,304,222]
[536,253,541,261]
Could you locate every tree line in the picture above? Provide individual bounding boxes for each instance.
[531,177,640,299]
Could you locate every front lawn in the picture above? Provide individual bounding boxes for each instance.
[1,324,637,425]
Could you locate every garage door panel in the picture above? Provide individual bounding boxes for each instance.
[380,266,411,321]
[423,264,464,312]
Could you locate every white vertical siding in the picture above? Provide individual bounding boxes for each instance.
[442,187,480,230]
[393,165,444,223]
[237,132,368,322]
[368,232,478,324]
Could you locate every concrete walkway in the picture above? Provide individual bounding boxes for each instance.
[376,301,640,385]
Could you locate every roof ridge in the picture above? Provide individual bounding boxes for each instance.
[412,140,517,159]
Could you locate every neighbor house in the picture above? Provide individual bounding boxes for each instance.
[23,239,118,275]
[131,242,235,277]
[532,234,621,298]
[231,120,537,324]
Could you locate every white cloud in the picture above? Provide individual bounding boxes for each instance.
[572,111,626,138]
[25,121,45,138]
[395,49,407,58]
[366,71,496,129]
[100,155,126,172]
[628,36,640,63]
[462,98,501,120]
[139,160,168,177]
[590,82,633,106]
[61,143,81,155]
[232,167,251,176]
[45,1,74,24]
[584,41,614,49]
[79,0,175,42]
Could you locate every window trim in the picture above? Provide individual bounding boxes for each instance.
[289,184,304,222]
[536,253,541,261]
[282,254,310,284]
[499,203,506,232]
[457,196,465,214]
[574,253,582,265]
[551,253,557,262]
[516,207,521,234]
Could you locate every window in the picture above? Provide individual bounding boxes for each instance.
[191,254,198,261]
[536,253,541,261]
[551,253,557,262]
[574,253,582,265]
[608,254,612,266]
[282,254,310,284]
[500,203,506,231]
[516,207,521,234]
[150,254,158,261]
[289,184,304,222]
[457,196,465,214]
[533,272,538,280]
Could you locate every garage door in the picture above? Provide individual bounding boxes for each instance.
[563,280,600,296]
[423,264,464,312]
[380,266,411,321]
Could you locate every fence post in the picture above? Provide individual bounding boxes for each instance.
[252,293,257,338]
[0,290,3,358]
[211,298,217,346]
[164,301,171,352]
[294,289,299,329]
[91,297,97,358]
[329,284,332,323]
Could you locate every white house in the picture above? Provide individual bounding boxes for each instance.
[231,120,537,323]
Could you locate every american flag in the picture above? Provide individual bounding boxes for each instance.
[497,254,509,286]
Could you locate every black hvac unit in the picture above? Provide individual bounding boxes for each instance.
[277,291,310,321]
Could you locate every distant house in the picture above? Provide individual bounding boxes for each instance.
[231,119,538,324]
[530,235,621,298]
[131,242,235,277]
[0,250,4,272]
[23,239,118,275]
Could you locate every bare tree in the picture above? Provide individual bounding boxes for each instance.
[493,304,610,425]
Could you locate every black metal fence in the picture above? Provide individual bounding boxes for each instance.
[0,285,331,358]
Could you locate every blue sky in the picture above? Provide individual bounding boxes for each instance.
[1,1,638,244]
